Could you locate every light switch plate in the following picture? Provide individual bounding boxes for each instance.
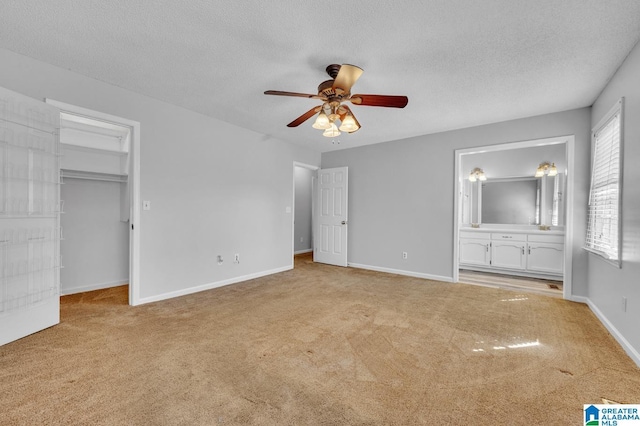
[285,206,292,213]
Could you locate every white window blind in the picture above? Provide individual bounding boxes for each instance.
[585,99,623,264]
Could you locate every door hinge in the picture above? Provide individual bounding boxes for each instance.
[131,224,134,230]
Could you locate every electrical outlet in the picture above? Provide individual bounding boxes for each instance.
[622,296,627,312]
[402,251,408,260]
[300,237,304,242]
[217,255,223,265]
[234,253,240,264]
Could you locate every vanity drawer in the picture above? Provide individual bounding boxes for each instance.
[491,233,526,242]
[460,231,490,240]
[528,234,564,244]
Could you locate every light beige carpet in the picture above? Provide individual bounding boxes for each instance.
[1,253,638,425]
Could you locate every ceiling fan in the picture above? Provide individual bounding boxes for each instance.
[264,64,408,137]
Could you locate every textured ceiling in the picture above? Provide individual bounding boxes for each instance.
[1,1,640,153]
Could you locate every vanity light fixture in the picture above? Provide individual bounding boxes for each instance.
[468,167,487,182]
[535,162,557,178]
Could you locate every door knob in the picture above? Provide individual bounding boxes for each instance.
[341,221,348,225]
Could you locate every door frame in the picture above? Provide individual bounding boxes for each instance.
[292,162,319,265]
[453,135,575,300]
[45,99,141,305]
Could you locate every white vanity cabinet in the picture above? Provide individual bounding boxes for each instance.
[459,233,491,266]
[459,229,564,279]
[491,233,526,270]
[526,234,564,275]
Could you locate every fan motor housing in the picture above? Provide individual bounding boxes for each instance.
[317,80,335,97]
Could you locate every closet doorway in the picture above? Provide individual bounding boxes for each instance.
[46,100,140,305]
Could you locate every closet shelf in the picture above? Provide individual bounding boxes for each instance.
[61,169,128,183]
[61,143,128,156]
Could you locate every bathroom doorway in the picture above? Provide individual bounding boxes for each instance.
[453,136,575,299]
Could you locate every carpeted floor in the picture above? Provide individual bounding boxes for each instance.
[1,253,638,425]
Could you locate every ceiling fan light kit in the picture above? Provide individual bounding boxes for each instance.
[264,64,408,139]
[338,112,359,133]
[323,123,341,138]
[311,110,331,130]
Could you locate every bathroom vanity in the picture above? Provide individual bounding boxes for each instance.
[459,227,564,279]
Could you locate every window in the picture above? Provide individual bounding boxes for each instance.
[585,98,623,265]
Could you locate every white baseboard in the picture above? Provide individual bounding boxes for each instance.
[61,279,129,296]
[294,249,313,255]
[567,295,589,304]
[348,263,453,283]
[135,265,293,305]
[584,297,640,368]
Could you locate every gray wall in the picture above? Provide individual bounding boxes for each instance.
[322,108,591,294]
[294,166,313,253]
[61,179,129,294]
[0,48,321,302]
[461,144,567,179]
[589,40,640,360]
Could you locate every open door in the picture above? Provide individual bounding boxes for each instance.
[314,167,348,267]
[1,86,61,346]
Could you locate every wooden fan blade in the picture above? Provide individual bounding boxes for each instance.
[338,105,361,133]
[332,64,363,95]
[287,106,322,127]
[265,90,326,100]
[350,94,408,108]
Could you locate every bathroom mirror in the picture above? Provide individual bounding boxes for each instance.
[463,173,564,226]
[482,177,540,225]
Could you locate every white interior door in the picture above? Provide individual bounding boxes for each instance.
[1,86,61,346]
[314,167,348,266]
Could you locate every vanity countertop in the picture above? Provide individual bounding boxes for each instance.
[460,226,565,236]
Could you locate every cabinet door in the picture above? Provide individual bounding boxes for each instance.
[491,241,525,270]
[459,238,490,266]
[527,242,564,274]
